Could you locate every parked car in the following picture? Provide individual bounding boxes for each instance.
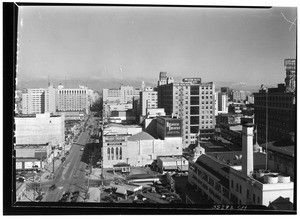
[35,195,43,201]
[49,184,57,191]
[61,157,66,162]
[62,192,70,197]
[81,147,84,151]
[72,191,80,195]
[17,177,25,183]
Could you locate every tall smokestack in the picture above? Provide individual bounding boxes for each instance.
[242,123,254,177]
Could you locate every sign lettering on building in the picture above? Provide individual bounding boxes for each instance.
[107,142,122,146]
[166,121,181,136]
[182,78,201,84]
[105,136,126,142]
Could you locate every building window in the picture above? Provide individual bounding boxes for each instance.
[247,190,249,199]
[107,148,110,160]
[231,180,234,188]
[253,194,256,203]
[239,185,242,193]
[116,147,119,160]
[111,147,114,160]
[257,196,260,204]
[120,147,122,159]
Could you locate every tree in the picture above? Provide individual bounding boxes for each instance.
[90,97,103,117]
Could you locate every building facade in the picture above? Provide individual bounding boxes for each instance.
[215,92,228,115]
[254,59,296,143]
[21,84,92,116]
[21,88,45,114]
[188,124,294,207]
[56,85,89,114]
[158,74,216,147]
[15,143,51,170]
[44,84,56,114]
[139,89,158,123]
[15,113,65,145]
[102,121,183,168]
[103,85,140,104]
[254,85,295,143]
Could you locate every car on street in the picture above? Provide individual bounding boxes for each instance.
[81,147,84,151]
[61,157,66,162]
[35,195,43,201]
[49,184,57,191]
[63,192,70,197]
[72,190,80,195]
[59,196,68,202]
[17,177,25,183]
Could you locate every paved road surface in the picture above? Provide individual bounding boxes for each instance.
[44,116,96,202]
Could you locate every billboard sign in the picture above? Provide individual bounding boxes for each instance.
[165,120,181,137]
[182,78,201,84]
[105,136,126,142]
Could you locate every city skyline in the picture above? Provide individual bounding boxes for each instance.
[17,6,296,88]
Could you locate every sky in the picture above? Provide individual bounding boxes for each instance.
[17,5,297,87]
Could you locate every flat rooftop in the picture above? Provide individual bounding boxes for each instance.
[15,114,62,118]
[158,156,187,162]
[15,144,49,147]
[260,141,294,157]
[199,140,232,152]
[106,123,141,129]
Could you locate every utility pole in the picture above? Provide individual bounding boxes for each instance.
[52,146,55,179]
[40,151,42,190]
[265,89,268,171]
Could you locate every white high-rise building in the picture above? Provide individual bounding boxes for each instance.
[215,92,228,115]
[139,89,158,123]
[56,85,89,114]
[21,88,45,114]
[103,85,140,104]
[45,85,56,114]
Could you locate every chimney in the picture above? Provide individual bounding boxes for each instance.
[242,123,254,177]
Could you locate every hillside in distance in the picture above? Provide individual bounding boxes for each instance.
[16,76,263,93]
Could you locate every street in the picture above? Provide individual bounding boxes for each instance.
[43,116,96,202]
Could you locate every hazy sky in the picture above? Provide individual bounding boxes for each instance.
[17,6,296,86]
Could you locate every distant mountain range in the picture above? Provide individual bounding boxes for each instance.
[16,77,263,93]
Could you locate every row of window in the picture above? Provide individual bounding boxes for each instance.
[231,180,261,204]
[107,147,123,160]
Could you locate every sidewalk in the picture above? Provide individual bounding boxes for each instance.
[39,157,63,182]
[39,143,73,182]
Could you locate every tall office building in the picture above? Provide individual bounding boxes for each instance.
[215,92,228,114]
[158,71,174,86]
[139,88,158,123]
[221,87,230,94]
[56,84,89,114]
[284,59,296,93]
[21,88,45,114]
[158,73,216,147]
[44,84,56,114]
[254,59,296,143]
[102,88,121,103]
[103,85,140,104]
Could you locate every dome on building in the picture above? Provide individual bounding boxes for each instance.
[253,142,261,152]
[194,145,202,154]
